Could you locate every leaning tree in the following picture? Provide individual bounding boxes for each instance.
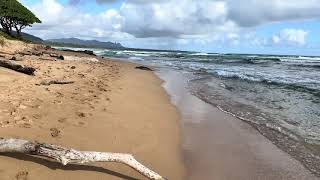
[0,0,41,38]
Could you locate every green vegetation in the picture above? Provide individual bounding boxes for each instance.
[0,38,5,46]
[0,30,14,39]
[0,30,33,44]
[0,0,41,38]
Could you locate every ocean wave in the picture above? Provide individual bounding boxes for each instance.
[215,105,302,141]
[211,70,320,96]
[215,70,262,82]
[128,57,144,61]
[192,80,320,146]
[132,53,151,57]
[289,64,320,69]
[190,52,209,56]
[247,57,281,63]
[101,51,118,56]
[93,50,108,56]
[280,56,320,63]
[171,57,281,65]
[193,92,305,143]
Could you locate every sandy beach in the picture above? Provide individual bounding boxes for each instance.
[0,42,185,180]
[0,39,318,180]
[1,1,320,180]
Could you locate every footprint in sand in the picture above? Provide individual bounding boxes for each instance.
[76,112,86,118]
[53,100,63,105]
[19,123,32,129]
[15,171,28,180]
[58,118,67,123]
[32,114,41,119]
[77,121,85,126]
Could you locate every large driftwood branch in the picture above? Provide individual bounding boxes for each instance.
[0,138,166,180]
[0,59,35,75]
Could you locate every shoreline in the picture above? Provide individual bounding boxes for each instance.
[1,41,317,179]
[0,45,186,179]
[156,68,318,180]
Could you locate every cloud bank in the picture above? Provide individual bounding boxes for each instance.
[24,0,319,51]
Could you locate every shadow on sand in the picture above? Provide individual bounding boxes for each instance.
[0,152,139,180]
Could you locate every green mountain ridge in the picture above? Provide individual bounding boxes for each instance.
[0,30,125,49]
[46,37,124,49]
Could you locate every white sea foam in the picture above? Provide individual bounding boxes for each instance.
[128,57,144,61]
[280,56,320,63]
[190,52,209,56]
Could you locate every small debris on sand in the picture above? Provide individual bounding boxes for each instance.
[76,112,86,118]
[50,128,61,138]
[15,171,28,180]
[135,66,153,71]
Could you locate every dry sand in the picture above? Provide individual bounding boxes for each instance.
[0,44,185,180]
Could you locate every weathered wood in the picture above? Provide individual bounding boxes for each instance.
[18,51,32,56]
[135,66,153,71]
[38,57,56,61]
[0,51,15,55]
[36,80,75,86]
[0,138,166,180]
[0,59,35,75]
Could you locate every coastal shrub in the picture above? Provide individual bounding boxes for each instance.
[0,31,15,40]
[0,0,41,38]
[0,38,5,46]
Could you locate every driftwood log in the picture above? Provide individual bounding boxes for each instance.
[0,59,35,75]
[0,138,166,180]
[36,80,75,86]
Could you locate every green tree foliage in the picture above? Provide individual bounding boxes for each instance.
[0,0,41,38]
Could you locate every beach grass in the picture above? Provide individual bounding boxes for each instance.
[0,38,5,47]
[0,31,33,43]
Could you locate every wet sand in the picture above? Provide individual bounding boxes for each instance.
[0,45,185,180]
[157,69,318,180]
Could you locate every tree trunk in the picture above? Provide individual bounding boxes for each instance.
[1,24,11,36]
[15,27,21,39]
[0,17,13,36]
[0,59,35,75]
[0,138,166,180]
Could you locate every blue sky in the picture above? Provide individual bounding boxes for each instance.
[20,0,320,55]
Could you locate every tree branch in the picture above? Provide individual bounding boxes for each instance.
[0,138,166,180]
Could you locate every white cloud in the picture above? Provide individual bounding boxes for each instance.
[273,29,308,46]
[31,0,71,27]
[26,0,130,41]
[120,0,237,38]
[227,0,320,27]
[272,35,281,44]
[22,0,319,50]
[247,29,308,47]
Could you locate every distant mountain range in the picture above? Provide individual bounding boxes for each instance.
[2,31,183,53]
[12,32,125,49]
[46,38,124,49]
[20,32,44,43]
